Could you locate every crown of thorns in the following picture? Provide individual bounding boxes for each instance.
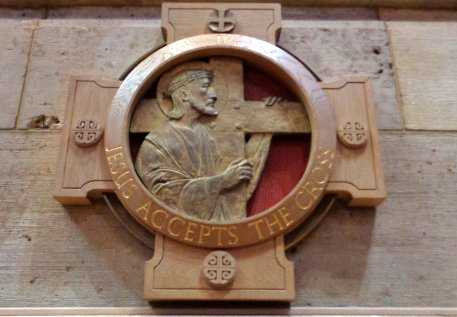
[167,70,213,95]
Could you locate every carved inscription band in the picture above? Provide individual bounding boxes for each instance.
[105,34,336,248]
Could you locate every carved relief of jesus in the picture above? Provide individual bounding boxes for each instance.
[135,62,253,223]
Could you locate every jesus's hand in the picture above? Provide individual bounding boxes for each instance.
[221,159,253,190]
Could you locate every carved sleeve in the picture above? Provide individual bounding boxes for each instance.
[178,175,226,221]
[135,137,226,221]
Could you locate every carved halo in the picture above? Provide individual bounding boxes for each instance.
[105,34,336,249]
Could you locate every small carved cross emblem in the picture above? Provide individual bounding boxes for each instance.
[203,251,236,288]
[208,9,236,33]
[73,119,103,147]
[337,121,368,149]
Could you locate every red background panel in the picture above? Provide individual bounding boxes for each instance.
[244,64,311,216]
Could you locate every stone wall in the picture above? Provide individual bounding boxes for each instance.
[0,6,457,308]
[2,1,457,9]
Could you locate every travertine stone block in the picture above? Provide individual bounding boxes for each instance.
[292,131,457,306]
[1,131,457,307]
[47,6,160,19]
[381,9,457,130]
[17,8,164,128]
[0,130,150,307]
[2,6,457,308]
[2,0,457,9]
[279,8,401,130]
[0,9,43,129]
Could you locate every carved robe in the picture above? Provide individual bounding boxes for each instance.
[135,122,233,222]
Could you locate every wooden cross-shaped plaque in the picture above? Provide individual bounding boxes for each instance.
[54,2,386,302]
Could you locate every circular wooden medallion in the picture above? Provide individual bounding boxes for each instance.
[105,34,336,249]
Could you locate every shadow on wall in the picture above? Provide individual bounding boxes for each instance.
[65,202,152,305]
[289,200,376,306]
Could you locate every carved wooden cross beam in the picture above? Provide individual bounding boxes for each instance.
[130,58,310,135]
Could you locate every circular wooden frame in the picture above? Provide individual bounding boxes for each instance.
[105,34,336,249]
